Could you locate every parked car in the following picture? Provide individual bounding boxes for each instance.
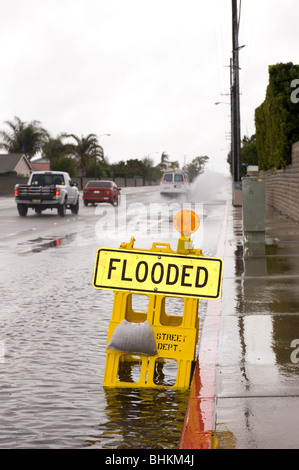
[83,180,121,206]
[160,170,190,196]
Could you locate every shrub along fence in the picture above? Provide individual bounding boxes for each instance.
[255,62,299,171]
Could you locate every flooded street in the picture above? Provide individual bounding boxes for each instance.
[0,174,230,449]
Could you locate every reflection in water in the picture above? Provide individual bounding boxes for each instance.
[18,233,77,254]
[217,206,299,448]
[84,388,189,449]
[272,315,299,374]
[233,218,250,391]
[116,355,180,388]
[242,238,299,378]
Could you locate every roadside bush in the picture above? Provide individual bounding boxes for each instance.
[255,62,299,170]
[50,156,76,176]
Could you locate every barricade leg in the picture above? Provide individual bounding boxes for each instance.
[104,292,200,390]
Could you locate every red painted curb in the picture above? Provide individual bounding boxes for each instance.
[179,201,229,449]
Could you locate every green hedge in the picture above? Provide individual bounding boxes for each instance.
[255,62,299,170]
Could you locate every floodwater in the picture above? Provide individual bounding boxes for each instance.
[0,175,230,449]
[1,234,191,448]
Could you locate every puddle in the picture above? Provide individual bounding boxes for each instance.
[18,233,77,254]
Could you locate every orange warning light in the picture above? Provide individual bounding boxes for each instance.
[173,210,200,237]
[258,178,263,182]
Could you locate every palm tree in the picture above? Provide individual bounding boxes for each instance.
[62,133,104,176]
[0,116,49,160]
[42,134,73,161]
[159,151,170,170]
[42,135,76,176]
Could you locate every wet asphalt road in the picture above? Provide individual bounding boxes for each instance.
[0,173,231,449]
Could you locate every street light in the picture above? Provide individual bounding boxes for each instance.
[233,44,246,52]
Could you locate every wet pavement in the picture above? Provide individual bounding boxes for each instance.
[0,178,229,449]
[2,174,298,449]
[215,204,299,449]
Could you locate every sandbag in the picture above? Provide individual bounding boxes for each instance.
[107,320,157,356]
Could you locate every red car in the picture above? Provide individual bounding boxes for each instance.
[83,180,121,206]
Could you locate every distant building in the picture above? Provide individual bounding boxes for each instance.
[30,158,50,172]
[0,153,32,177]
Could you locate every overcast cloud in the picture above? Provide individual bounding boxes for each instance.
[1,0,298,173]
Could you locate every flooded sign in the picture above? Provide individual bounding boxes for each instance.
[93,248,223,299]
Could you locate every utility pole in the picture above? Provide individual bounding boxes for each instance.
[230,57,234,184]
[231,0,242,206]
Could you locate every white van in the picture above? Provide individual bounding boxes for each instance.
[160,170,190,196]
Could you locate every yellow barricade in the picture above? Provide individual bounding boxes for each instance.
[93,210,223,390]
[103,292,200,390]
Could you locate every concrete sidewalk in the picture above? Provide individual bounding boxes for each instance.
[181,202,299,449]
[215,204,299,449]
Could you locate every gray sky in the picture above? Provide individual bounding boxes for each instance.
[1,0,298,173]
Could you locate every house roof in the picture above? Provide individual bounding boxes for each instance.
[31,162,50,171]
[31,158,49,163]
[0,154,32,173]
[30,157,50,171]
